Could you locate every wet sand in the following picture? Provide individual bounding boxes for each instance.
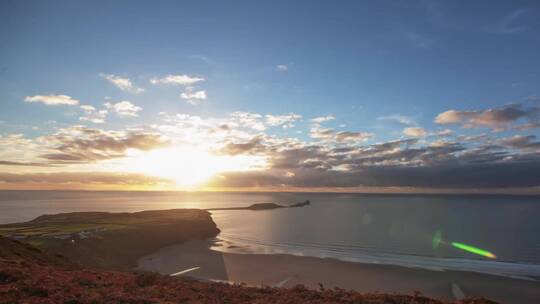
[137,239,540,304]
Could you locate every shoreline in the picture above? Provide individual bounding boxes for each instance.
[137,239,540,304]
[212,236,540,282]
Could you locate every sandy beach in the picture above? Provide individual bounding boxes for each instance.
[137,239,540,304]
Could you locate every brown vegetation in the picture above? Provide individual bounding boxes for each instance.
[0,236,500,304]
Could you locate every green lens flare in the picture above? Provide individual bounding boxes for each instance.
[451,242,496,259]
[432,231,442,249]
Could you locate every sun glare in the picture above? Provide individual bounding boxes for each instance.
[124,147,266,187]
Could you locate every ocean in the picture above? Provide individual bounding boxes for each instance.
[1,190,539,279]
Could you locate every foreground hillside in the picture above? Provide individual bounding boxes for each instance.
[0,209,220,269]
[0,236,500,304]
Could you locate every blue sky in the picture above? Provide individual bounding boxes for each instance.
[1,1,540,191]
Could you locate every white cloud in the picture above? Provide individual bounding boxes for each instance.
[104,101,142,117]
[100,74,144,93]
[277,64,289,71]
[79,104,107,124]
[229,112,266,131]
[24,94,79,106]
[403,127,427,137]
[266,113,302,128]
[181,90,207,105]
[150,74,205,86]
[80,110,107,124]
[311,115,335,124]
[434,110,476,124]
[434,129,453,137]
[80,105,96,112]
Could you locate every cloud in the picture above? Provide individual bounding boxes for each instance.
[310,125,374,143]
[229,112,266,131]
[0,172,174,187]
[489,9,529,34]
[434,129,453,137]
[0,160,53,167]
[206,159,540,189]
[377,114,416,126]
[500,135,540,151]
[265,113,301,128]
[104,101,142,117]
[276,64,289,71]
[207,138,540,190]
[403,127,427,137]
[79,104,107,124]
[513,122,540,131]
[24,94,79,106]
[180,90,207,105]
[525,95,540,102]
[39,126,169,163]
[188,55,211,64]
[208,129,534,190]
[100,74,145,93]
[7,105,540,191]
[268,145,328,170]
[0,134,41,165]
[80,105,96,112]
[150,74,205,86]
[310,127,335,140]
[435,110,479,124]
[311,115,335,124]
[219,136,266,156]
[435,104,540,131]
[335,131,374,143]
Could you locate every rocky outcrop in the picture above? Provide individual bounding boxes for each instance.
[209,200,311,211]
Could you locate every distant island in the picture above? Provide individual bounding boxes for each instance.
[208,200,310,211]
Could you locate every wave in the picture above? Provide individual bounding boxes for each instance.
[213,233,540,281]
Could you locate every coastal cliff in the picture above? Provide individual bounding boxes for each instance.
[0,209,220,269]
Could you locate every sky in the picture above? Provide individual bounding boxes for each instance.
[1,0,540,193]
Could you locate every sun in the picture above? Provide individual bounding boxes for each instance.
[124,146,265,187]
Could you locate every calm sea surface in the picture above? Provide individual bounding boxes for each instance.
[1,191,539,278]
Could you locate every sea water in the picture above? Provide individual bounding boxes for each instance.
[1,190,539,279]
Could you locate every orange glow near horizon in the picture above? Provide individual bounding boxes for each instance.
[122,147,267,187]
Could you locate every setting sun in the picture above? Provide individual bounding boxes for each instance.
[124,147,267,187]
